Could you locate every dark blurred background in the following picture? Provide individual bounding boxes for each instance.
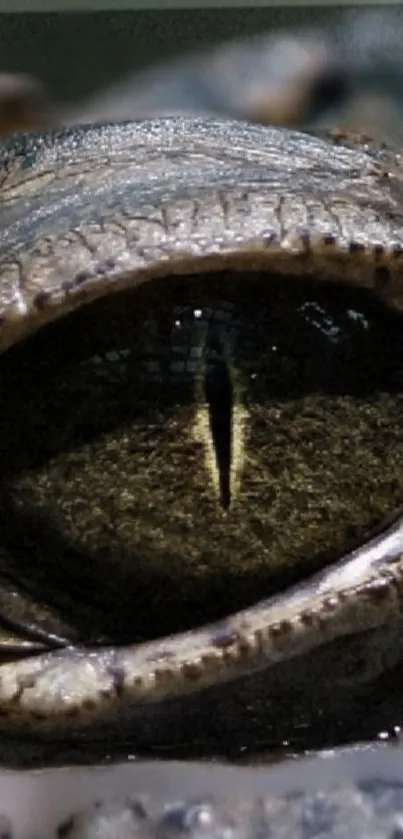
[0,7,340,104]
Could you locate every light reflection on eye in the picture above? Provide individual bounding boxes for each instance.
[299,301,370,342]
[0,271,402,645]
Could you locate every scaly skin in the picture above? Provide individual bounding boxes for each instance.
[3,744,403,839]
[1,119,403,762]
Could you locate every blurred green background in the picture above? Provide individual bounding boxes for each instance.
[0,7,340,104]
[0,0,385,8]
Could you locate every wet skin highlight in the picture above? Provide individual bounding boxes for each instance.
[3,119,403,755]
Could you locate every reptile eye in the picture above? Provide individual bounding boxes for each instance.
[1,271,403,647]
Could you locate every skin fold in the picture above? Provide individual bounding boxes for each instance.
[2,13,403,836]
[1,120,403,764]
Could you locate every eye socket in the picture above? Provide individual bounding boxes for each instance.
[1,270,403,647]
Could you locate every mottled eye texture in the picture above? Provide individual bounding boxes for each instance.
[0,271,403,645]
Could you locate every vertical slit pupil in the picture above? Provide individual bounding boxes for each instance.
[204,337,233,510]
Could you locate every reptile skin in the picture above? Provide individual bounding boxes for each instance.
[1,119,403,761]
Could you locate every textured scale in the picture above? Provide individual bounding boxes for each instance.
[0,118,403,757]
[1,119,403,357]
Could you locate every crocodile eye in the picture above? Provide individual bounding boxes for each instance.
[1,271,403,646]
